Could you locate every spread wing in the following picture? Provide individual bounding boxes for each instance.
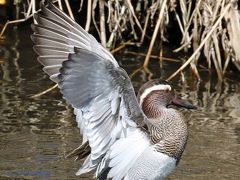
[31,3,118,83]
[31,3,148,176]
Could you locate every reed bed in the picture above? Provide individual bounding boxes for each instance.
[78,0,240,81]
[1,0,240,81]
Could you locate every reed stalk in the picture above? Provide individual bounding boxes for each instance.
[99,0,106,47]
[167,3,231,81]
[143,0,168,68]
[85,0,92,31]
[30,84,58,98]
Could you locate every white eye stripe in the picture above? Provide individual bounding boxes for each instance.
[139,84,172,106]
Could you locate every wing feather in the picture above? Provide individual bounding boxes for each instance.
[31,34,73,50]
[32,3,147,178]
[95,128,150,180]
[37,56,67,66]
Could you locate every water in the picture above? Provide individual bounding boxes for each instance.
[0,24,240,180]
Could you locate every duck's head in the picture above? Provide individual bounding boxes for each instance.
[137,79,196,112]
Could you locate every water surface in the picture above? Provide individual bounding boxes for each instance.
[0,24,240,179]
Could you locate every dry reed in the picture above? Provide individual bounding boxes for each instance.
[78,0,240,81]
[1,0,240,81]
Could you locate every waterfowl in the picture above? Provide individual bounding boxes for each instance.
[31,3,196,180]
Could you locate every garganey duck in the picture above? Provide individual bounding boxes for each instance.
[31,3,196,180]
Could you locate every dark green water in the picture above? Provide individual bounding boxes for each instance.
[0,24,240,180]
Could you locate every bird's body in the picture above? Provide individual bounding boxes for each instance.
[32,4,196,180]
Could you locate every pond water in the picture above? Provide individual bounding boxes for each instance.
[0,24,240,180]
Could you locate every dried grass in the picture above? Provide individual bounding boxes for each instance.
[1,0,240,81]
[80,0,240,81]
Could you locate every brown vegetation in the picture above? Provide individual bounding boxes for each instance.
[1,0,240,82]
[79,0,240,81]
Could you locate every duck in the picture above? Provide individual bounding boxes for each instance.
[31,3,196,180]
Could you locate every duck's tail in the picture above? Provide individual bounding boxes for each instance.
[66,141,91,161]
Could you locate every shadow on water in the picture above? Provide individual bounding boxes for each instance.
[0,24,240,179]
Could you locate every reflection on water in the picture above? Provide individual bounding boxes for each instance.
[0,24,240,179]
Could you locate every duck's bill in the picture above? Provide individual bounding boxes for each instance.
[172,95,197,109]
